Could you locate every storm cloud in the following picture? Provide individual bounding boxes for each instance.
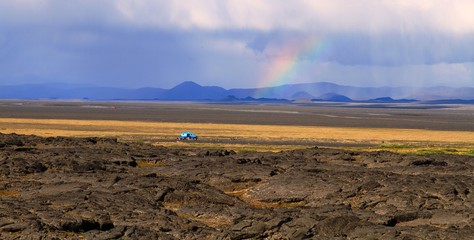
[0,0,473,88]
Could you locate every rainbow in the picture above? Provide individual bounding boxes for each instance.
[255,37,329,97]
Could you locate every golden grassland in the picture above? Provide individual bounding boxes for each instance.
[1,117,474,154]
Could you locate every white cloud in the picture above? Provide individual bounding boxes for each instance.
[2,0,474,34]
[112,0,474,34]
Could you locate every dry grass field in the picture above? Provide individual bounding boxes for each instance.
[1,117,474,154]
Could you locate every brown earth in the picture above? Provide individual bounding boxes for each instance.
[1,100,474,131]
[1,133,473,239]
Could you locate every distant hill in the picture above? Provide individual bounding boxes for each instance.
[366,97,417,103]
[0,83,166,100]
[1,81,473,102]
[290,91,314,100]
[228,82,410,100]
[162,81,228,100]
[312,93,352,102]
[423,99,474,104]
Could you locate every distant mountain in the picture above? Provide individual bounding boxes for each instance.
[0,84,167,100]
[423,99,474,104]
[1,81,473,102]
[312,93,352,102]
[290,91,314,100]
[228,82,413,100]
[406,87,474,100]
[229,83,474,101]
[370,97,395,102]
[163,81,227,100]
[366,97,417,103]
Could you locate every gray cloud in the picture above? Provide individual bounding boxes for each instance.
[328,33,474,66]
[0,0,473,88]
[2,0,474,33]
[0,27,202,87]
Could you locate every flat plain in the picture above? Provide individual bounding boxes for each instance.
[1,100,474,153]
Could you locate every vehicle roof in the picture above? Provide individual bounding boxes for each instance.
[181,131,194,134]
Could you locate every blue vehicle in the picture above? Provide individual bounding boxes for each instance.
[177,131,198,140]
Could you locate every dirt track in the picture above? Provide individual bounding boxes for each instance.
[1,133,473,239]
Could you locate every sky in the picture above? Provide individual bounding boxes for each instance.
[1,0,474,89]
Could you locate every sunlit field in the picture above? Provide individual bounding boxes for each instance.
[1,117,473,154]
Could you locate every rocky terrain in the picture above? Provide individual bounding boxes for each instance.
[0,133,473,239]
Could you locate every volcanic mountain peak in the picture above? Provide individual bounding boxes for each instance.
[170,81,202,90]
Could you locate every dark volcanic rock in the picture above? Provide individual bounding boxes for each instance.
[1,133,473,239]
[411,159,448,166]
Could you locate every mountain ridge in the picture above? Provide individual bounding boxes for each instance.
[1,81,473,102]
